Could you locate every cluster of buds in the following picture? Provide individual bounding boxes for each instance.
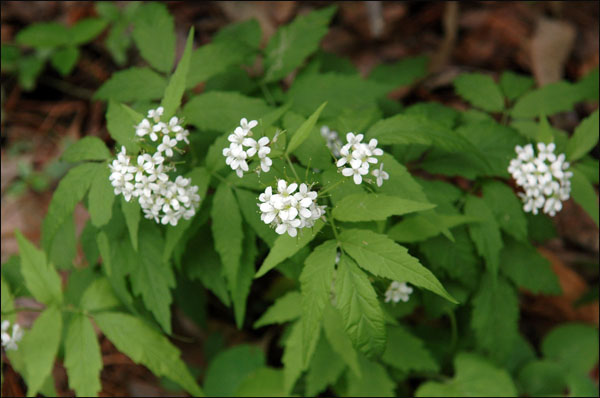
[336,133,388,186]
[223,118,273,177]
[320,125,342,157]
[384,281,413,304]
[508,143,572,216]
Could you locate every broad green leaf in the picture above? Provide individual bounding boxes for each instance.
[517,360,567,396]
[88,165,114,227]
[235,189,277,247]
[48,212,77,270]
[70,18,108,45]
[333,193,435,222]
[511,81,581,118]
[232,227,257,328]
[50,46,79,75]
[282,321,305,393]
[471,274,519,363]
[537,114,555,143]
[62,136,110,162]
[106,101,143,153]
[22,306,62,396]
[454,73,504,112]
[566,372,600,397]
[346,355,395,397]
[405,102,459,129]
[465,195,503,278]
[16,22,70,48]
[286,102,327,155]
[183,91,272,133]
[130,222,175,333]
[306,331,346,396]
[121,197,140,251]
[566,109,599,162]
[499,71,534,101]
[415,352,517,397]
[132,2,175,73]
[298,240,337,364]
[500,238,561,294]
[95,312,203,396]
[481,181,527,242]
[42,162,98,252]
[64,314,102,397]
[254,291,302,328]
[235,368,286,397]
[570,166,599,227]
[255,219,324,278]
[339,229,457,303]
[322,303,361,377]
[335,254,386,358]
[369,56,428,88]
[388,213,479,243]
[17,55,45,91]
[576,156,600,185]
[80,277,120,312]
[541,323,599,375]
[187,41,255,88]
[94,67,167,102]
[575,66,599,101]
[80,221,99,265]
[204,345,265,397]
[382,325,439,373]
[263,6,336,83]
[213,19,261,50]
[15,230,62,305]
[160,28,194,119]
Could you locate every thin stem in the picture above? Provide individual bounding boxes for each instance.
[318,177,346,196]
[285,154,301,181]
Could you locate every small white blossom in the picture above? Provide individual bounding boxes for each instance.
[384,281,413,304]
[157,135,178,157]
[335,132,387,185]
[1,320,23,351]
[371,163,389,187]
[321,125,342,157]
[223,118,272,178]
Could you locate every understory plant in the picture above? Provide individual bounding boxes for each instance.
[2,3,599,397]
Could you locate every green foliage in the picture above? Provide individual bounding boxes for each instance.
[254,291,301,328]
[204,345,265,397]
[511,81,581,118]
[95,67,167,102]
[499,71,534,101]
[566,109,599,162]
[454,73,505,112]
[64,314,103,397]
[106,101,143,153]
[160,28,194,119]
[541,323,599,375]
[286,102,327,155]
[333,193,435,222]
[62,137,111,163]
[369,56,429,88]
[570,166,600,227]
[382,325,439,373]
[132,2,175,73]
[465,195,503,277]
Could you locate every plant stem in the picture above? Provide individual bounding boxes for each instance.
[285,154,301,181]
[318,177,346,196]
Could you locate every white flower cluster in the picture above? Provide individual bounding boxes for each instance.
[223,118,273,177]
[258,180,326,237]
[1,320,23,351]
[320,125,342,157]
[384,281,413,304]
[135,106,190,148]
[508,143,572,216]
[336,133,388,186]
[108,107,200,226]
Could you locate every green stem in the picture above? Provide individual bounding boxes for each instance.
[318,177,346,196]
[285,154,301,181]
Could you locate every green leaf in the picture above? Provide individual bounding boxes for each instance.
[517,360,567,396]
[70,18,108,45]
[322,303,361,377]
[22,306,62,396]
[263,6,336,83]
[254,291,302,328]
[88,165,114,227]
[160,28,194,119]
[1,276,15,323]
[500,238,561,294]
[282,321,305,393]
[575,66,599,101]
[106,101,143,153]
[255,219,324,278]
[465,195,503,278]
[405,102,459,129]
[499,71,534,101]
[570,166,599,227]
[306,331,346,396]
[382,325,439,373]
[541,323,599,375]
[287,73,389,119]
[213,19,262,50]
[511,81,581,118]
[235,368,286,397]
[566,109,599,162]
[388,213,479,243]
[17,55,45,91]
[471,274,519,363]
[333,193,435,222]
[369,56,428,88]
[16,22,70,48]
[95,312,203,396]
[235,189,277,247]
[121,197,140,251]
[48,212,77,270]
[232,227,258,328]
[286,102,327,155]
[298,240,337,364]
[481,181,528,242]
[132,2,175,73]
[454,73,505,112]
[339,229,457,303]
[15,230,62,305]
[346,354,395,397]
[64,314,103,397]
[415,352,517,397]
[183,91,272,133]
[62,137,111,162]
[566,372,600,397]
[130,222,175,333]
[50,46,79,75]
[204,345,265,397]
[187,41,256,89]
[537,114,555,144]
[334,254,386,358]
[80,277,121,312]
[94,67,167,102]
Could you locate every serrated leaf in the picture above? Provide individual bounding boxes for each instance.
[471,274,519,363]
[48,212,76,270]
[204,345,265,397]
[62,136,110,162]
[160,28,194,119]
[465,195,503,278]
[282,321,305,393]
[382,325,439,373]
[106,101,143,153]
[369,56,428,88]
[541,323,599,375]
[15,230,62,305]
[415,352,517,397]
[405,102,459,128]
[570,166,599,227]
[232,227,257,328]
[80,277,120,312]
[454,73,504,112]
[333,192,435,222]
[70,17,108,45]
[255,219,324,278]
[511,81,581,118]
[88,165,114,227]
[132,2,175,73]
[346,354,395,397]
[263,6,336,83]
[481,181,528,242]
[286,101,326,155]
[120,197,140,251]
[389,213,479,243]
[339,229,457,303]
[334,254,386,358]
[95,312,203,396]
[16,22,70,48]
[566,109,599,162]
[499,71,534,101]
[254,291,302,328]
[50,46,79,76]
[306,331,346,397]
[322,303,361,377]
[22,306,62,396]
[94,67,167,102]
[64,314,102,397]
[235,189,277,247]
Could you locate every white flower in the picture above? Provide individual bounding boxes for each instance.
[260,156,272,173]
[157,135,178,157]
[1,320,23,351]
[240,118,258,132]
[148,106,164,123]
[371,163,389,187]
[136,118,151,138]
[336,132,386,185]
[321,125,342,157]
[228,126,247,147]
[175,129,190,144]
[384,281,413,304]
[342,165,369,184]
